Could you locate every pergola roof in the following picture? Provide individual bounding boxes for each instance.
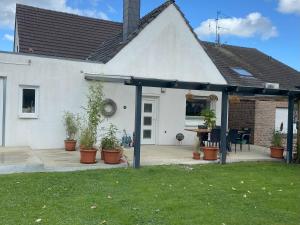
[124,77,300,97]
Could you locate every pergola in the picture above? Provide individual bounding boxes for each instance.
[124,77,300,168]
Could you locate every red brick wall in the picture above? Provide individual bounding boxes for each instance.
[228,99,255,144]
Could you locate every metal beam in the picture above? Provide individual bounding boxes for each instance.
[220,91,228,164]
[287,95,294,163]
[2,77,6,146]
[133,84,142,168]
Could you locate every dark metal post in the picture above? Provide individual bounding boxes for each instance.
[287,94,294,163]
[220,91,228,164]
[134,84,142,168]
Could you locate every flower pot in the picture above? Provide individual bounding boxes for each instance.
[103,149,121,164]
[193,152,201,160]
[80,148,97,164]
[270,146,284,159]
[64,140,77,151]
[203,147,218,160]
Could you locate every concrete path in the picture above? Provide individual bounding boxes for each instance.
[0,145,282,175]
[124,145,282,166]
[0,147,126,175]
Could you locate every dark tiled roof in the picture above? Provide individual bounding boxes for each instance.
[87,0,174,62]
[202,42,300,90]
[16,4,122,59]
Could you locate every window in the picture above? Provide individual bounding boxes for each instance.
[186,97,209,117]
[231,67,253,77]
[19,86,39,118]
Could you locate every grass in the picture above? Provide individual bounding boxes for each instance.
[0,162,300,225]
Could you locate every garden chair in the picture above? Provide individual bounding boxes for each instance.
[241,128,251,151]
[228,129,242,153]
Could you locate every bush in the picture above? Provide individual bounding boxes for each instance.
[271,130,283,147]
[80,82,105,148]
[79,127,95,149]
[201,108,216,129]
[63,112,80,140]
[101,124,121,151]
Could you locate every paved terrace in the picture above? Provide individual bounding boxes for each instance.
[0,145,282,174]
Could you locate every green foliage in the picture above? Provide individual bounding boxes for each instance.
[85,82,105,137]
[63,112,80,140]
[79,127,95,149]
[101,123,121,151]
[80,82,105,148]
[271,130,283,147]
[200,108,216,129]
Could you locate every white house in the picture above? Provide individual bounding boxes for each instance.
[0,0,299,150]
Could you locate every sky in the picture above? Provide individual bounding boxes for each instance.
[0,0,299,71]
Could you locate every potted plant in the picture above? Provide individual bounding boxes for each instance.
[193,138,201,160]
[63,112,79,151]
[101,124,122,164]
[79,127,97,163]
[79,83,104,164]
[270,130,284,159]
[201,108,218,160]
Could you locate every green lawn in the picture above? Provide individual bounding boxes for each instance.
[0,162,300,225]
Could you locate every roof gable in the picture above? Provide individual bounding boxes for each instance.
[102,4,227,84]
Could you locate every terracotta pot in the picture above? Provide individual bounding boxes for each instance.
[270,146,284,159]
[193,152,201,160]
[80,148,97,164]
[64,140,77,151]
[203,147,218,160]
[103,149,121,164]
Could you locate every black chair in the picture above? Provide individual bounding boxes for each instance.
[241,128,251,151]
[228,129,242,153]
[209,128,221,147]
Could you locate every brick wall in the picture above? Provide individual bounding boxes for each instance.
[228,99,255,144]
[254,100,296,147]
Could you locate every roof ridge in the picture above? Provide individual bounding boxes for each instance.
[16,3,122,25]
[201,41,257,51]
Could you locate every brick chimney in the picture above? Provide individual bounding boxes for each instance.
[123,0,140,41]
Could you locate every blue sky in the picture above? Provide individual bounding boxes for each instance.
[0,0,299,71]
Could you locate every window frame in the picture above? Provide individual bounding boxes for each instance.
[185,96,211,127]
[18,85,39,119]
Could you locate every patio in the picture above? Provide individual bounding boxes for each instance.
[0,145,282,174]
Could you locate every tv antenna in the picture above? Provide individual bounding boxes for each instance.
[215,11,221,45]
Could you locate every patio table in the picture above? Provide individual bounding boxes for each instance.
[184,128,210,146]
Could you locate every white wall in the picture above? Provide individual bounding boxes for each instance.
[0,4,228,149]
[0,52,223,149]
[104,4,227,85]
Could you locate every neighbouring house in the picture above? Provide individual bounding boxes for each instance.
[0,0,299,150]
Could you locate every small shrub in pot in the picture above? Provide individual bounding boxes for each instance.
[101,124,122,164]
[270,130,284,159]
[63,112,80,151]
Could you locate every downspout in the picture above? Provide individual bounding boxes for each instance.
[0,77,7,147]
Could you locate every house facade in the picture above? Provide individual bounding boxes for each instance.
[0,0,299,150]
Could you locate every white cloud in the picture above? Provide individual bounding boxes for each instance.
[3,34,14,42]
[0,0,109,29]
[195,12,278,40]
[277,0,300,15]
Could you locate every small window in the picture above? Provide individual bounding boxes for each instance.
[231,67,253,77]
[19,86,39,118]
[144,103,152,113]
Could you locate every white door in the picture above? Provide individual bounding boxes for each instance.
[141,97,158,145]
[0,79,3,146]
